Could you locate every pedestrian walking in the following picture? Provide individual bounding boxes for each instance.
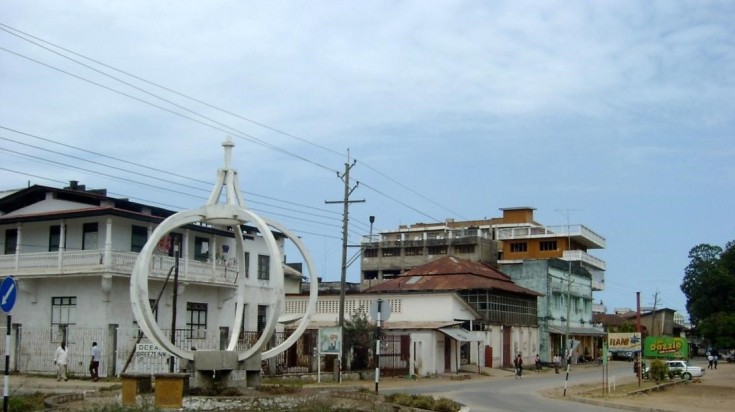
[89,341,101,381]
[535,354,541,372]
[514,353,523,379]
[714,355,718,369]
[553,354,560,374]
[54,342,69,382]
[707,354,714,369]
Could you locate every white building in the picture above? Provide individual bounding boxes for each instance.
[0,182,302,377]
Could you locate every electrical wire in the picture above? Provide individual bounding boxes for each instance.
[0,24,460,229]
[0,23,459,225]
[0,22,346,159]
[0,46,338,175]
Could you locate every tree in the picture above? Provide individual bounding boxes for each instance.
[342,309,376,370]
[680,241,735,345]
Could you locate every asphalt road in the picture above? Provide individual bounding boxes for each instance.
[384,362,634,412]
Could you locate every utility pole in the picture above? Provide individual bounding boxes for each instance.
[325,153,365,328]
[651,290,661,336]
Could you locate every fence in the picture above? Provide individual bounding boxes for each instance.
[0,325,408,378]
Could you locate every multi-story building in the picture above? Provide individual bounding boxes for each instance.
[0,181,303,377]
[360,207,606,362]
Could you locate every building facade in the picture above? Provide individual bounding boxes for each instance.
[0,182,303,377]
[359,207,606,363]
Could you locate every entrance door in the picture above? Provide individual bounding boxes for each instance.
[503,327,512,368]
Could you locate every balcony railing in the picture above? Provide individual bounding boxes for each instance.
[496,224,606,248]
[561,250,606,270]
[0,249,238,285]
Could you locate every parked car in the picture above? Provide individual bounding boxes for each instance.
[611,351,636,361]
[726,353,735,363]
[643,360,705,380]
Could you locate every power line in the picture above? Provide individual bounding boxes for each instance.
[0,46,338,175]
[0,166,342,237]
[0,24,459,231]
[358,181,440,222]
[0,23,460,228]
[358,161,468,220]
[0,22,346,159]
[0,125,346,219]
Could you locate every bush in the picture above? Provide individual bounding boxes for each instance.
[384,393,461,412]
[649,359,669,383]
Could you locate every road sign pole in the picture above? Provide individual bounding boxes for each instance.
[375,299,382,394]
[3,314,10,412]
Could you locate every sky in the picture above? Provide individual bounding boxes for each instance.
[1,1,733,320]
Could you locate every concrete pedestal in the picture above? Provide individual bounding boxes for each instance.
[192,350,262,389]
[154,373,190,408]
[120,373,152,406]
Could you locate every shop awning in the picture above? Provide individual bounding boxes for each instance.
[438,327,481,342]
[548,326,606,336]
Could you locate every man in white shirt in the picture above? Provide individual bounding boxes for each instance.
[53,342,69,381]
[89,341,101,381]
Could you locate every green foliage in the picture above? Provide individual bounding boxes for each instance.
[696,312,735,349]
[681,241,735,344]
[649,359,669,383]
[343,309,377,370]
[617,321,636,333]
[384,393,461,412]
[9,392,45,412]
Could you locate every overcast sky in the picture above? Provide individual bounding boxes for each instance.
[1,1,733,319]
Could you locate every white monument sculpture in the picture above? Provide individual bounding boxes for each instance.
[130,137,318,387]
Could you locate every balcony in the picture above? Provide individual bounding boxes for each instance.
[0,250,238,286]
[561,250,606,270]
[496,224,606,249]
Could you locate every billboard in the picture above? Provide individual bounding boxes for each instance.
[318,326,343,355]
[607,333,642,351]
[643,336,689,359]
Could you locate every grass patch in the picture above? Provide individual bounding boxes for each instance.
[9,392,45,412]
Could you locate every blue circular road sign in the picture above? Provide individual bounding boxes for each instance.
[0,277,17,313]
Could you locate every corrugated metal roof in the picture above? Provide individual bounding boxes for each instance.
[364,256,541,297]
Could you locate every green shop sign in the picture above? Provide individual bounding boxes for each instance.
[643,336,689,359]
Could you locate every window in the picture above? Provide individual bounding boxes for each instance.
[243,252,250,278]
[363,249,378,258]
[382,248,400,257]
[186,302,207,339]
[404,247,423,256]
[257,305,267,334]
[51,297,76,327]
[194,236,210,262]
[427,246,447,255]
[510,242,528,253]
[540,240,557,251]
[4,229,17,255]
[82,223,98,250]
[49,225,66,252]
[257,254,270,280]
[131,225,148,252]
[454,245,475,254]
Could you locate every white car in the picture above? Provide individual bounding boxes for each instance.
[643,360,705,380]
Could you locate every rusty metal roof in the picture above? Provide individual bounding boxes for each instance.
[364,256,541,296]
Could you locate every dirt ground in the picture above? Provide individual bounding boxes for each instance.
[545,361,735,412]
[56,361,735,411]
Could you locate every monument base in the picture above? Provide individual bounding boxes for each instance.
[190,350,262,389]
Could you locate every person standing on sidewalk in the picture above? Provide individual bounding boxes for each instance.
[89,341,101,381]
[54,342,69,382]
